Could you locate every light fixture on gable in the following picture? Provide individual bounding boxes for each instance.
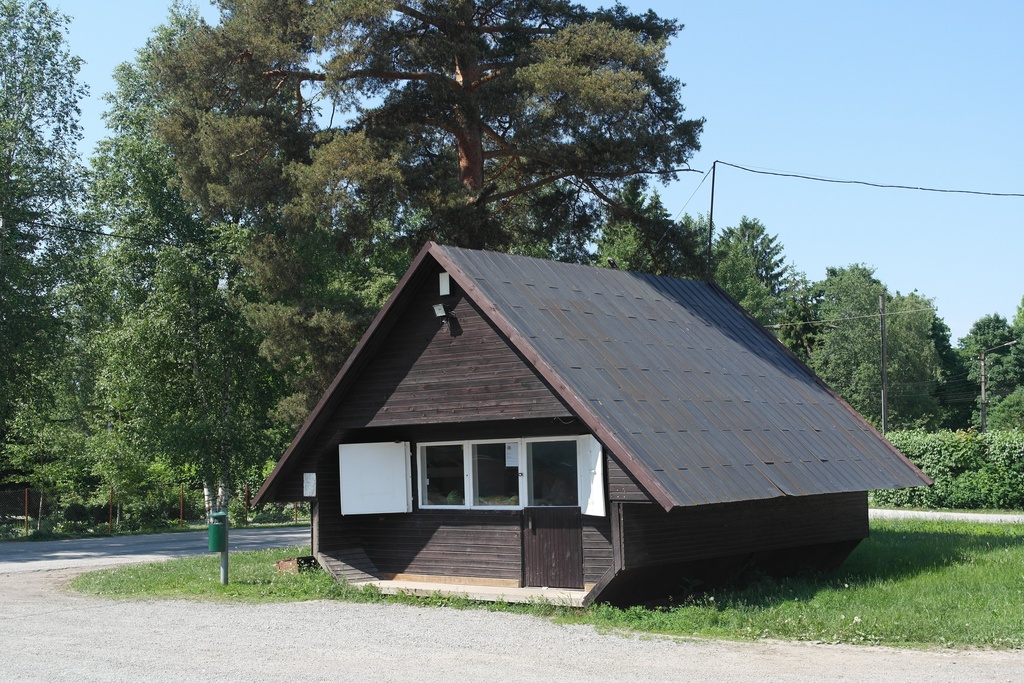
[432,303,447,318]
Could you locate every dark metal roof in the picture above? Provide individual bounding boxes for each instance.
[257,241,930,509]
[432,244,931,510]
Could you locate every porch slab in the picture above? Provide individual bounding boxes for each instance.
[363,578,587,607]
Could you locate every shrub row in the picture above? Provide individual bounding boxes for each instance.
[875,429,1024,510]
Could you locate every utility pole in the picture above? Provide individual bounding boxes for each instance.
[706,161,716,281]
[980,339,1019,432]
[879,294,888,435]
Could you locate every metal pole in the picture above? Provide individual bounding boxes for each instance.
[980,351,988,433]
[879,294,888,435]
[979,340,1018,433]
[179,483,184,528]
[220,510,229,585]
[707,162,716,281]
[109,485,114,534]
[24,488,29,537]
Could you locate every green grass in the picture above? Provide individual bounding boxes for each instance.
[69,545,363,603]
[577,519,1024,649]
[71,520,1024,648]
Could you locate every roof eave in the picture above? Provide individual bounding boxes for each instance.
[254,242,443,505]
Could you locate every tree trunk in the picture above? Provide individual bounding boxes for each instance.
[203,479,232,517]
[455,122,484,192]
[203,480,215,518]
[453,47,485,193]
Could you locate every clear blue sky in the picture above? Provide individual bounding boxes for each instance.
[53,0,1024,343]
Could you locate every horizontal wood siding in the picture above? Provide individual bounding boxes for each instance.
[606,453,652,502]
[317,444,521,581]
[583,515,613,585]
[315,451,366,552]
[358,511,522,581]
[621,492,868,569]
[338,268,572,429]
[311,420,599,584]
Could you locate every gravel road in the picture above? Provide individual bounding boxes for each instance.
[1,527,1021,682]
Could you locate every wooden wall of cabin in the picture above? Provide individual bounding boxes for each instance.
[582,515,613,586]
[316,509,612,586]
[278,263,576,502]
[606,453,652,502]
[618,492,868,570]
[336,263,574,431]
[310,420,613,586]
[281,262,617,585]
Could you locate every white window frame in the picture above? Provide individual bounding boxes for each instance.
[418,439,476,509]
[416,435,605,516]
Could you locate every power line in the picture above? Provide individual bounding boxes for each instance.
[714,161,1024,198]
[770,306,938,328]
[646,166,713,253]
[673,166,713,222]
[19,219,170,248]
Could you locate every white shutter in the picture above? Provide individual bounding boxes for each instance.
[576,434,606,517]
[338,442,412,515]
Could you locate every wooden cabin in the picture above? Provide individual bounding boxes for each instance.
[255,243,930,605]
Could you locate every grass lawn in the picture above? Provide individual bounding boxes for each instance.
[70,518,1024,649]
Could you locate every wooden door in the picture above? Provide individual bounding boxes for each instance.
[522,506,584,589]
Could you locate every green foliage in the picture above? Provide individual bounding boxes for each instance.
[594,180,704,278]
[988,387,1024,430]
[711,217,797,327]
[957,313,1023,428]
[0,0,89,478]
[773,277,821,363]
[714,218,791,293]
[86,34,287,504]
[929,316,972,430]
[150,1,704,418]
[876,430,1024,510]
[804,265,945,430]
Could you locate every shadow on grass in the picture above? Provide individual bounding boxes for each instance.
[653,520,1023,611]
[840,521,1022,581]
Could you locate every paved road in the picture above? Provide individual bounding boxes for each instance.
[869,508,1024,524]
[0,525,311,573]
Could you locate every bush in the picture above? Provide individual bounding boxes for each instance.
[249,503,301,525]
[0,523,23,540]
[875,429,1024,510]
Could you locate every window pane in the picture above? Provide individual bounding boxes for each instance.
[422,444,465,506]
[473,443,519,506]
[527,440,578,506]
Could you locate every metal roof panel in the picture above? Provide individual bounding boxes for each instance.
[434,245,930,508]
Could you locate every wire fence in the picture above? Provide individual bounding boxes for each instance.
[0,485,308,539]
